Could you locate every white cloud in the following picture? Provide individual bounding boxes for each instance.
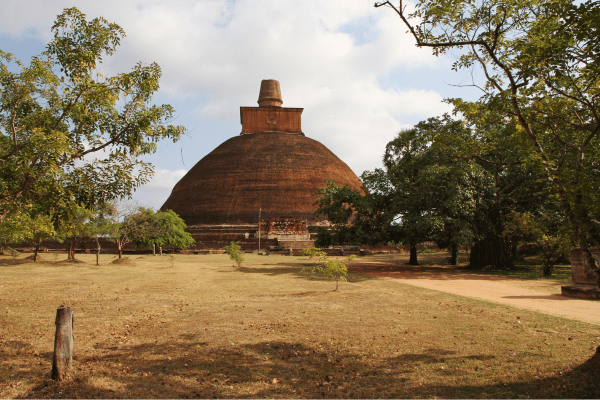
[132,168,188,210]
[1,0,459,205]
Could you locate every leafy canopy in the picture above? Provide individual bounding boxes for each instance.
[224,241,244,267]
[0,7,185,229]
[375,0,600,277]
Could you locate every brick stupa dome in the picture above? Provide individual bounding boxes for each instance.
[161,80,362,227]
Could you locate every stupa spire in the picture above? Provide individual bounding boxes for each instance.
[257,79,283,107]
[240,79,303,135]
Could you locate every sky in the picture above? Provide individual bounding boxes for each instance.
[0,0,481,209]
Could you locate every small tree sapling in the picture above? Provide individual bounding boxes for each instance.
[224,241,244,267]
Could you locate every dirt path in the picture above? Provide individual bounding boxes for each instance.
[350,262,600,326]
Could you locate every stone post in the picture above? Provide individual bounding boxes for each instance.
[52,305,74,381]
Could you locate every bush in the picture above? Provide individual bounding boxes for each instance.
[303,247,356,291]
[301,248,327,265]
[224,241,244,267]
[418,245,435,254]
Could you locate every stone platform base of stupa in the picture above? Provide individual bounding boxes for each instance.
[561,284,600,300]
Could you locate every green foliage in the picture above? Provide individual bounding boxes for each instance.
[56,205,94,259]
[0,7,185,234]
[130,209,195,250]
[418,245,435,254]
[301,247,327,265]
[0,211,55,246]
[315,114,565,269]
[303,248,356,291]
[375,0,600,274]
[99,203,193,258]
[224,241,244,267]
[504,211,573,276]
[313,179,401,248]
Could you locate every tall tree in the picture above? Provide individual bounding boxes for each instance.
[315,120,486,265]
[378,120,492,266]
[375,0,600,283]
[316,115,561,270]
[0,8,185,231]
[130,208,196,251]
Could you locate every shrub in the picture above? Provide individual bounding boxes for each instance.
[303,249,357,291]
[301,247,327,265]
[418,244,435,254]
[224,241,244,267]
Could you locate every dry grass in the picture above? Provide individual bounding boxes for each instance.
[1,252,599,399]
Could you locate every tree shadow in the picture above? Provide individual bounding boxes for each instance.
[0,257,30,266]
[232,263,371,284]
[348,262,568,283]
[502,294,572,301]
[11,334,600,399]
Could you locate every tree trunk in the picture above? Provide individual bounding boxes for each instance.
[67,241,73,260]
[469,236,514,269]
[117,239,123,259]
[34,238,41,262]
[51,305,74,381]
[449,243,458,265]
[542,262,554,277]
[409,243,418,265]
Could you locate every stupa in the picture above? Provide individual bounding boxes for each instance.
[161,80,362,246]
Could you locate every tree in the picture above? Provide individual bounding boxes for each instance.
[302,248,356,291]
[224,241,244,267]
[0,209,55,261]
[129,208,195,251]
[504,210,572,276]
[375,0,600,283]
[0,8,185,233]
[56,205,93,260]
[100,204,194,259]
[313,179,398,249]
[381,124,485,265]
[93,201,136,259]
[316,114,562,270]
[315,121,486,266]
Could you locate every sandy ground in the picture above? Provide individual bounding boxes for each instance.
[350,262,600,326]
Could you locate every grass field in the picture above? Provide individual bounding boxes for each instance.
[1,252,599,398]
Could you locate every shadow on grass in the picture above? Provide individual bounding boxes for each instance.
[348,262,571,284]
[13,337,600,399]
[232,263,371,284]
[0,257,30,266]
[0,257,97,268]
[502,295,572,301]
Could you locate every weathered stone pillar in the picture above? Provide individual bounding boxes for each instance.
[570,249,598,284]
[52,305,74,381]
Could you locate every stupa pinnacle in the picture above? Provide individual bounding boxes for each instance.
[240,79,303,135]
[257,79,283,107]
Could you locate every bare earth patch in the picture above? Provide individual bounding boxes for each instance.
[349,256,600,326]
[109,257,136,266]
[0,252,599,399]
[23,255,46,262]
